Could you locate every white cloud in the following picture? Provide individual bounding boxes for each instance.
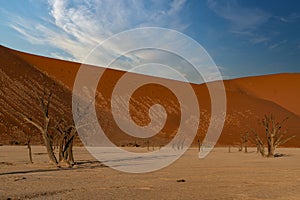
[10,24,45,45]
[230,30,270,45]
[207,0,272,46]
[9,0,189,62]
[6,0,225,83]
[250,36,270,44]
[207,0,271,32]
[268,40,287,50]
[275,13,300,23]
[168,0,186,15]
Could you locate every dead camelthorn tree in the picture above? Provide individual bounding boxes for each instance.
[249,130,266,156]
[250,114,296,157]
[146,140,150,151]
[53,97,99,167]
[26,133,33,164]
[239,132,249,153]
[19,87,94,167]
[53,118,76,167]
[6,125,33,163]
[23,86,58,164]
[197,138,202,152]
[1,109,35,163]
[10,81,59,165]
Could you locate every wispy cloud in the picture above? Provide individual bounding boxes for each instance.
[8,0,189,62]
[207,0,271,45]
[268,40,287,50]
[275,13,300,23]
[207,0,271,32]
[250,35,270,44]
[6,0,223,83]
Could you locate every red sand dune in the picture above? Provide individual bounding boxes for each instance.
[1,45,299,147]
[232,74,300,116]
[0,46,75,145]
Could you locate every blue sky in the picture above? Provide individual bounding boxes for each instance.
[1,0,300,80]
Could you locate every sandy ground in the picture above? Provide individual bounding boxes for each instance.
[0,146,299,200]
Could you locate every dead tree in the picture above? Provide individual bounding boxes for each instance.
[240,132,249,153]
[20,89,95,167]
[54,98,100,166]
[174,138,185,150]
[146,140,150,151]
[11,85,58,165]
[1,112,34,163]
[26,87,58,164]
[7,125,33,163]
[249,130,266,157]
[26,134,33,164]
[197,138,201,152]
[250,114,295,157]
[54,119,76,166]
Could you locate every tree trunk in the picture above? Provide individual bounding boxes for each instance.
[147,140,150,151]
[27,141,33,164]
[267,135,275,157]
[68,141,74,165]
[42,134,58,164]
[267,144,275,157]
[259,145,266,157]
[42,118,58,164]
[59,141,64,162]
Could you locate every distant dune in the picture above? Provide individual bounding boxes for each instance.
[1,45,299,147]
[232,74,300,116]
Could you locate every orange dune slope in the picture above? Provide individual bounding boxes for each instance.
[0,46,74,144]
[11,47,300,116]
[232,74,300,116]
[1,45,300,147]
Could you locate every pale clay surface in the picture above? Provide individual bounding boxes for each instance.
[0,146,299,200]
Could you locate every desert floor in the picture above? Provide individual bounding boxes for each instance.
[0,146,299,200]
